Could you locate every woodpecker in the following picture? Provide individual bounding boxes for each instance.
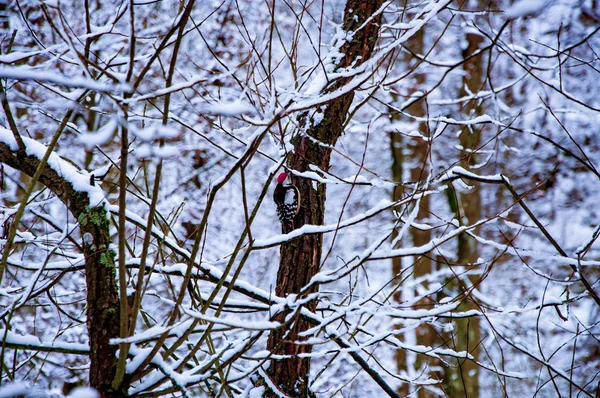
[273,171,300,233]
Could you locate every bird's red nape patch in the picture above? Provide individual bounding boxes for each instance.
[276,172,288,184]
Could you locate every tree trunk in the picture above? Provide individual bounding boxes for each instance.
[265,1,385,396]
[391,24,442,396]
[389,94,407,395]
[444,30,485,398]
[0,144,125,396]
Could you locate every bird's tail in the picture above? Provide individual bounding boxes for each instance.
[282,220,294,234]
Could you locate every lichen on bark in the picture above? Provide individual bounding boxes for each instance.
[0,142,125,396]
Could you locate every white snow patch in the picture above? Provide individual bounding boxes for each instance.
[505,0,547,18]
[80,118,118,150]
[132,124,180,142]
[407,130,431,141]
[249,386,266,398]
[0,382,31,398]
[206,100,254,115]
[67,387,100,398]
[370,177,395,188]
[136,143,180,159]
[343,174,369,184]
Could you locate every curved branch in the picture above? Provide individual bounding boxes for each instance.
[0,135,124,396]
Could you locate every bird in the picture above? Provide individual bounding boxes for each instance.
[273,171,301,233]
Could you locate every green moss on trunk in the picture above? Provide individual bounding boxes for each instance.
[0,144,125,396]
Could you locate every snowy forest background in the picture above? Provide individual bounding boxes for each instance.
[0,0,599,397]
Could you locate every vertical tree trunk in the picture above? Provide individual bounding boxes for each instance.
[75,204,124,396]
[445,30,485,398]
[391,25,442,397]
[389,95,407,396]
[403,34,441,398]
[265,1,385,396]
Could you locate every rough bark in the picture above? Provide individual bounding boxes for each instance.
[265,1,385,396]
[0,143,125,396]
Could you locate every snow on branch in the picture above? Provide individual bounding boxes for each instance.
[0,329,89,355]
[124,74,208,103]
[0,67,131,93]
[111,205,286,306]
[182,308,281,331]
[0,128,107,207]
[439,166,505,184]
[254,191,440,249]
[467,230,600,271]
[369,220,486,260]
